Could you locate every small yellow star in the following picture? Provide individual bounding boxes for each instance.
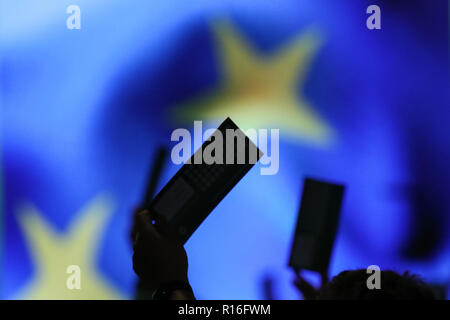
[173,20,334,146]
[16,195,122,299]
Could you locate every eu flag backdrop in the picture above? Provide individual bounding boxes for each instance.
[1,0,449,299]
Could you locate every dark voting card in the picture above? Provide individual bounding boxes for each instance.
[149,117,263,243]
[289,178,345,272]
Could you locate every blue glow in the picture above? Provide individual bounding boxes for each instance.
[2,0,449,299]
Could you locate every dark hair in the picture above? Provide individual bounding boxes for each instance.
[317,269,435,300]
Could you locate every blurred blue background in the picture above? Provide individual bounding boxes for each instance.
[1,0,449,299]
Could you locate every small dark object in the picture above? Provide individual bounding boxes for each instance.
[141,146,168,209]
[289,178,345,273]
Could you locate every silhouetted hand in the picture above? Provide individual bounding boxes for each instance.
[130,207,143,245]
[132,210,191,297]
[293,269,328,300]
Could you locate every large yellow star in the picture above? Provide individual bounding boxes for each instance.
[173,20,334,146]
[16,195,122,299]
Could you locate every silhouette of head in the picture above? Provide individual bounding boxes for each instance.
[317,269,435,300]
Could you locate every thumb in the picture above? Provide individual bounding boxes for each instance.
[136,210,159,239]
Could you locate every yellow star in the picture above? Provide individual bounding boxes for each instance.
[16,195,122,299]
[173,20,334,146]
